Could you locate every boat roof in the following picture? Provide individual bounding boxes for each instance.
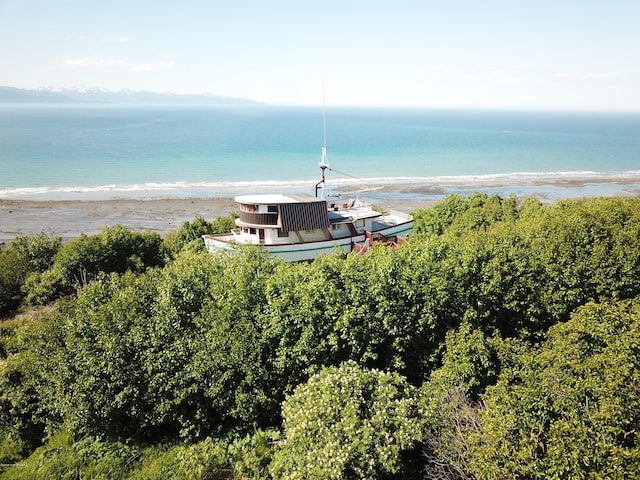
[329,206,382,223]
[235,193,321,205]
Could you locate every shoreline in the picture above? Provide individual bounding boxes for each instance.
[0,197,236,244]
[1,178,640,244]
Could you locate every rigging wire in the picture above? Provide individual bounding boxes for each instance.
[327,167,369,182]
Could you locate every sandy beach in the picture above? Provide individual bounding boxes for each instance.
[0,197,237,244]
[1,177,640,245]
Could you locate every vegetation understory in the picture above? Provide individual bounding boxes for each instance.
[2,193,640,479]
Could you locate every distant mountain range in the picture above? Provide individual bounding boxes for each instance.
[0,86,262,105]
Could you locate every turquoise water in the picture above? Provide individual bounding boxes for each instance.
[1,105,639,200]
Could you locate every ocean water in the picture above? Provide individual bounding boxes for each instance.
[1,104,639,202]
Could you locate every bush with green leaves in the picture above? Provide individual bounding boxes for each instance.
[411,192,519,237]
[0,233,61,313]
[0,430,141,480]
[2,197,640,477]
[127,437,229,480]
[193,246,283,431]
[467,299,640,479]
[0,311,52,462]
[0,248,26,314]
[162,213,238,259]
[270,361,425,479]
[411,195,640,340]
[22,225,163,306]
[8,232,61,273]
[2,428,278,480]
[227,429,280,480]
[419,322,505,479]
[27,249,225,441]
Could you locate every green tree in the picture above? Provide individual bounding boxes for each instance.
[261,252,348,396]
[336,243,452,380]
[0,311,54,461]
[8,233,61,273]
[29,250,225,442]
[420,322,505,480]
[0,248,28,314]
[531,197,640,319]
[270,361,425,479]
[194,247,283,432]
[23,225,163,305]
[411,195,640,341]
[412,193,518,238]
[162,213,238,259]
[32,271,159,440]
[0,233,61,313]
[467,299,640,479]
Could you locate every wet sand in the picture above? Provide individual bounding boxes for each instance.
[1,177,639,244]
[0,197,236,244]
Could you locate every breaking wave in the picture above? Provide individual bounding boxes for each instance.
[1,170,639,201]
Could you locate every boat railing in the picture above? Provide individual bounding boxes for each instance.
[387,209,414,220]
[238,211,279,226]
[329,199,360,211]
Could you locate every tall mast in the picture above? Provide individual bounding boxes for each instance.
[316,80,329,198]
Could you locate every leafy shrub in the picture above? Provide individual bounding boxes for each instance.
[420,322,504,479]
[1,430,140,480]
[3,196,640,477]
[412,193,519,237]
[9,233,61,273]
[0,233,61,314]
[162,214,238,259]
[21,226,163,306]
[0,312,51,460]
[0,248,26,314]
[128,438,229,480]
[270,361,425,479]
[467,299,640,479]
[228,429,280,480]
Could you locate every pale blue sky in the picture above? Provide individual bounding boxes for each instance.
[1,0,639,110]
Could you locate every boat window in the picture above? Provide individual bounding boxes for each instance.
[356,220,365,228]
[250,228,257,235]
[278,230,289,238]
[267,205,278,213]
[242,203,258,212]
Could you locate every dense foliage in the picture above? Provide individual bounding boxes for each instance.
[468,300,640,479]
[1,194,640,478]
[271,362,424,479]
[0,233,61,313]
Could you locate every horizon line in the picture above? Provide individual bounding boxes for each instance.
[1,85,639,114]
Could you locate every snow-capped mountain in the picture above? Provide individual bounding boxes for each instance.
[0,86,261,105]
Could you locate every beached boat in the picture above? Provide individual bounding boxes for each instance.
[202,192,413,262]
[202,106,414,262]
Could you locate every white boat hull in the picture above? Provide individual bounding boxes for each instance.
[204,220,413,262]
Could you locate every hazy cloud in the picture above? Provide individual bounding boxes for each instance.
[66,34,135,43]
[553,71,628,82]
[419,65,451,73]
[61,58,128,68]
[102,35,136,43]
[129,61,175,72]
[58,57,175,72]
[66,34,90,42]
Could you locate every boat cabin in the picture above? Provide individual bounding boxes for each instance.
[230,193,384,246]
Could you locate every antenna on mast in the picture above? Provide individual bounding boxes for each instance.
[316,79,329,198]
